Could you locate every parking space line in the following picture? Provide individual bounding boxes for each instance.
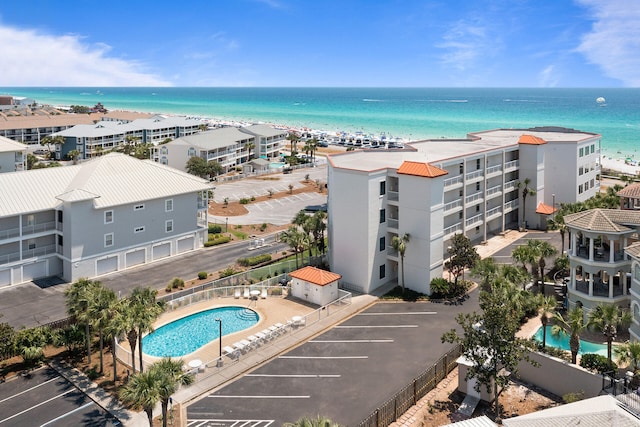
[211,395,310,399]
[188,419,275,427]
[309,339,394,343]
[334,325,419,328]
[246,374,340,378]
[40,401,93,427]
[0,376,61,404]
[278,356,368,359]
[0,389,74,424]
[359,312,437,315]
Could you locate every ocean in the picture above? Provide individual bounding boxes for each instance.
[2,87,639,160]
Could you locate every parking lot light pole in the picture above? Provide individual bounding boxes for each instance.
[552,194,556,222]
[225,217,228,233]
[215,318,223,367]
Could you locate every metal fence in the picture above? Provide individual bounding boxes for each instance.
[357,344,462,427]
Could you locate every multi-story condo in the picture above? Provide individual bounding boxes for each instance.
[151,125,286,173]
[0,136,26,173]
[53,115,203,160]
[627,243,640,341]
[563,209,640,318]
[0,153,210,288]
[327,127,602,295]
[0,110,152,145]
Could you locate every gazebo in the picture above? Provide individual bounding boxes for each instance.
[617,182,640,210]
[288,266,341,306]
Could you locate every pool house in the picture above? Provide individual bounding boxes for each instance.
[564,209,640,316]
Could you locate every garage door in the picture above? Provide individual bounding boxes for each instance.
[96,256,118,276]
[23,261,47,281]
[125,249,146,268]
[177,237,194,254]
[152,242,171,260]
[0,269,11,288]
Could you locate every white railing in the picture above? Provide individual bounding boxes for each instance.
[465,170,484,181]
[465,192,483,204]
[444,175,463,188]
[387,218,399,229]
[22,244,58,259]
[486,164,502,175]
[505,199,519,211]
[504,179,517,192]
[444,222,463,236]
[505,160,519,170]
[465,213,483,227]
[444,199,463,212]
[486,185,502,197]
[486,206,502,218]
[22,221,57,235]
[0,227,20,241]
[387,190,399,201]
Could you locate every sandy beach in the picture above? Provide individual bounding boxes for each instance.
[601,156,640,176]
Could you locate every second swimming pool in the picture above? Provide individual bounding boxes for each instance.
[142,306,259,357]
[533,325,611,357]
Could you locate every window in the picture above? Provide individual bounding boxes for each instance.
[379,236,385,252]
[27,240,36,250]
[459,189,463,197]
[590,178,595,188]
[379,181,386,196]
[134,204,145,211]
[579,147,584,157]
[459,212,463,219]
[379,209,386,224]
[579,166,584,176]
[578,184,583,194]
[104,210,113,224]
[379,264,386,279]
[476,182,480,191]
[635,264,640,281]
[105,233,113,247]
[476,205,480,212]
[165,220,174,233]
[590,144,595,154]
[165,199,173,212]
[475,226,480,233]
[459,163,464,174]
[134,226,145,233]
[58,235,63,247]
[57,210,63,223]
[476,159,481,170]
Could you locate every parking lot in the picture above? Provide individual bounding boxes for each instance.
[187,298,478,426]
[0,366,119,427]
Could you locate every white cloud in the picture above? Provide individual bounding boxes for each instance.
[0,25,171,86]
[576,0,640,86]
[538,65,559,87]
[436,20,499,73]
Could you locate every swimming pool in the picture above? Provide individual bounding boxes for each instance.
[142,306,259,357]
[269,162,285,169]
[533,326,610,357]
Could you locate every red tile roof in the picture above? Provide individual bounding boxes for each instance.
[535,202,557,215]
[518,134,547,145]
[617,183,640,199]
[289,266,341,286]
[397,161,448,178]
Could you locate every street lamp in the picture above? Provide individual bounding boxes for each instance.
[215,318,223,367]
[225,217,228,233]
[552,194,556,222]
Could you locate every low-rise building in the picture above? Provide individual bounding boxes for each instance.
[327,127,602,295]
[0,153,210,288]
[0,136,27,173]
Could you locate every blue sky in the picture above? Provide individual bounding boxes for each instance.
[0,0,638,87]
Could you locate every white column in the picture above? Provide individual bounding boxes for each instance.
[609,273,614,298]
[571,232,577,256]
[588,272,593,296]
[610,238,615,263]
[589,237,594,262]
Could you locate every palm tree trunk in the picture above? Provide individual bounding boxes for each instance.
[145,408,153,426]
[112,337,118,382]
[138,328,144,373]
[99,329,104,373]
[400,257,405,294]
[161,401,169,427]
[542,322,547,348]
[85,323,91,364]
[570,334,579,364]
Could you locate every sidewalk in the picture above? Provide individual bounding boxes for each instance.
[48,359,149,427]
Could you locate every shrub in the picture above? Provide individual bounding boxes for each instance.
[165,284,172,292]
[238,254,272,267]
[271,287,282,296]
[250,196,256,201]
[239,198,250,204]
[197,271,208,280]
[429,277,450,298]
[219,266,237,278]
[260,223,268,231]
[208,224,222,234]
[205,235,231,247]
[580,353,617,374]
[170,277,184,289]
[563,391,585,403]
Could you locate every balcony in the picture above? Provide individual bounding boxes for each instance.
[387,246,398,257]
[387,190,399,202]
[444,222,463,237]
[0,227,20,241]
[504,199,519,212]
[22,221,57,236]
[574,280,625,298]
[0,244,58,266]
[573,247,626,263]
[465,170,484,182]
[465,213,483,228]
[486,185,502,199]
[465,192,483,206]
[444,175,463,189]
[444,199,463,212]
[387,218,399,230]
[486,206,502,220]
[505,160,519,171]
[486,164,502,176]
[504,179,518,192]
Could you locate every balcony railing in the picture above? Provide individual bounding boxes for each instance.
[505,160,519,170]
[387,190,399,202]
[0,244,58,266]
[572,248,627,263]
[387,246,398,257]
[0,227,20,241]
[574,281,624,298]
[465,213,483,227]
[444,222,463,237]
[486,206,502,218]
[504,179,517,192]
[465,170,484,181]
[504,199,519,211]
[486,185,502,197]
[22,221,57,236]
[465,192,483,204]
[486,165,502,175]
[444,175,463,188]
[387,218,399,229]
[444,199,463,212]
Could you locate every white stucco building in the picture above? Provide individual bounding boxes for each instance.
[289,266,341,306]
[0,136,26,173]
[0,153,210,287]
[327,127,602,295]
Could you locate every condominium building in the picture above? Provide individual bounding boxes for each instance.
[0,136,27,173]
[151,125,286,173]
[0,153,210,288]
[327,127,602,295]
[52,115,203,160]
[628,243,640,341]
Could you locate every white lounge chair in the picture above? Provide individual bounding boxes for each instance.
[261,288,268,299]
[234,288,241,299]
[223,346,240,360]
[247,335,261,348]
[240,339,252,350]
[255,331,267,343]
[233,341,248,353]
[243,288,250,299]
[260,328,273,341]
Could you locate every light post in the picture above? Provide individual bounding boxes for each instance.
[215,318,223,367]
[446,246,452,281]
[552,194,556,222]
[225,217,228,233]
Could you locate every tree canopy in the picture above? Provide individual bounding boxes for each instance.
[445,233,480,286]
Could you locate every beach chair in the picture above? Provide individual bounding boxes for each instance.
[223,346,240,360]
[255,331,267,343]
[275,322,286,334]
[261,288,268,299]
[261,328,273,341]
[247,335,261,348]
[243,288,250,299]
[234,288,241,299]
[240,339,252,350]
[233,341,247,353]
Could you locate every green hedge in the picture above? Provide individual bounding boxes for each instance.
[208,224,222,234]
[580,353,617,374]
[204,235,231,247]
[237,253,272,267]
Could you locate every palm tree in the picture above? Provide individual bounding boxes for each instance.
[511,245,537,287]
[392,233,410,294]
[152,358,194,427]
[286,132,300,155]
[65,278,100,364]
[88,284,117,374]
[615,341,640,380]
[120,369,160,426]
[130,287,166,373]
[588,304,632,366]
[281,226,305,268]
[41,135,64,157]
[284,415,343,427]
[552,307,589,364]
[538,296,557,349]
[245,142,255,162]
[499,264,531,290]
[527,239,558,290]
[516,178,536,230]
[67,149,81,164]
[104,299,132,382]
[471,257,498,291]
[310,211,327,255]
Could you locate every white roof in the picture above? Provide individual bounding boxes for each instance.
[0,135,27,152]
[0,153,210,217]
[442,416,497,427]
[329,127,599,172]
[241,124,287,138]
[169,127,254,150]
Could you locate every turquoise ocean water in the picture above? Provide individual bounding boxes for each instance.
[3,87,639,159]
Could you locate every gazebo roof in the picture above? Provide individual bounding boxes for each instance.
[289,266,342,286]
[617,182,640,199]
[563,209,640,233]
